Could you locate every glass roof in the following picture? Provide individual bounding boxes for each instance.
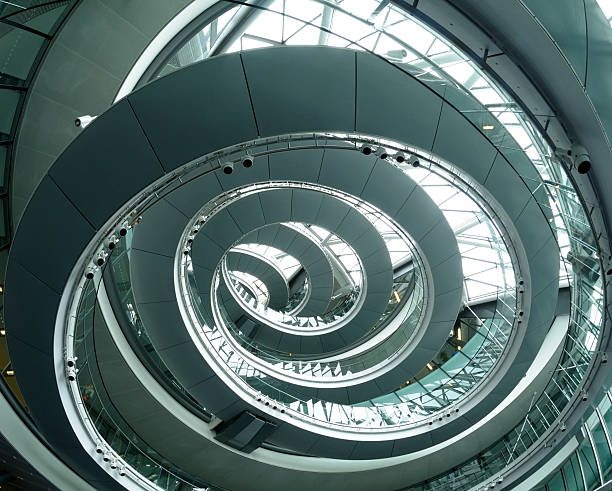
[596,0,612,26]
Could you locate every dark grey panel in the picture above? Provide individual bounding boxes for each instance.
[130,249,176,303]
[418,222,461,269]
[484,155,533,221]
[432,103,498,184]
[269,148,323,182]
[189,376,243,417]
[514,199,554,258]
[137,301,190,350]
[360,159,417,215]
[191,236,225,271]
[395,187,443,242]
[314,195,349,231]
[335,209,372,244]
[226,193,266,232]
[10,176,95,294]
[166,171,223,217]
[300,335,324,353]
[349,441,394,460]
[161,342,216,389]
[259,189,293,224]
[5,261,60,354]
[131,199,187,257]
[49,100,164,228]
[291,189,323,224]
[356,51,442,151]
[317,149,376,197]
[201,208,243,249]
[242,47,355,136]
[128,54,258,171]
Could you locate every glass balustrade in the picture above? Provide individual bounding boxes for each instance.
[72,250,217,491]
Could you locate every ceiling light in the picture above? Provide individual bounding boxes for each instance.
[426,363,434,371]
[482,124,495,130]
[5,370,14,376]
[393,290,401,302]
[0,330,5,336]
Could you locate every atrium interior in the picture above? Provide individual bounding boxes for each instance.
[0,1,612,490]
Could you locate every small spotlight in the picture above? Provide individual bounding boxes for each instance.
[578,161,591,174]
[119,227,128,237]
[85,269,95,280]
[560,422,566,432]
[96,256,105,267]
[376,147,389,160]
[95,443,104,454]
[110,459,118,469]
[408,155,420,167]
[102,452,111,463]
[582,390,588,402]
[222,162,234,174]
[66,357,78,368]
[572,144,591,174]
[242,155,254,168]
[360,145,373,155]
[67,368,77,382]
[119,466,126,477]
[394,152,406,163]
[603,352,608,364]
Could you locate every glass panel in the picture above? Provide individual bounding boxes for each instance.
[4,2,69,35]
[0,89,20,137]
[578,434,601,490]
[591,413,612,479]
[563,454,585,491]
[0,24,44,82]
[546,470,565,490]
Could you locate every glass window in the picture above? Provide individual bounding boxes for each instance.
[578,434,601,490]
[0,27,45,82]
[590,412,612,480]
[563,453,585,491]
[546,470,564,490]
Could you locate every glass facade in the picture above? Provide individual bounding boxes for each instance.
[534,392,612,490]
[0,0,74,250]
